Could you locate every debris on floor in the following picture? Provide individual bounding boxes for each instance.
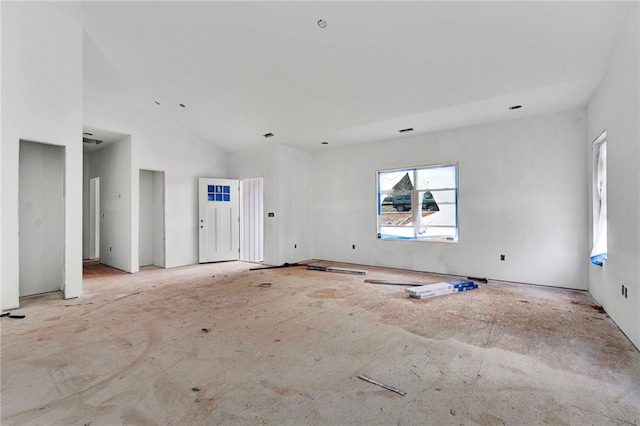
[258,283,272,288]
[365,279,426,286]
[405,279,478,299]
[250,262,308,271]
[307,265,367,275]
[192,387,201,392]
[0,312,26,319]
[358,375,406,396]
[201,328,210,333]
[468,276,489,283]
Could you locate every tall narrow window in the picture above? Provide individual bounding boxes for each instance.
[591,131,607,266]
[377,163,458,242]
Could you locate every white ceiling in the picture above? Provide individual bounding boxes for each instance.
[57,1,631,154]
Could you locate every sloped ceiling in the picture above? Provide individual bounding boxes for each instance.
[57,1,631,153]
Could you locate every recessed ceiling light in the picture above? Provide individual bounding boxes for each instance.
[321,141,329,145]
[179,103,186,108]
[83,132,93,136]
[317,19,327,29]
[398,127,414,133]
[509,105,522,110]
[263,132,274,138]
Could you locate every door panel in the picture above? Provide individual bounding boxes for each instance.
[240,178,264,262]
[199,178,239,263]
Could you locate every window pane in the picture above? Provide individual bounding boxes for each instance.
[377,164,458,242]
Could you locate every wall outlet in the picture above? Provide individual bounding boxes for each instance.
[352,244,356,249]
[500,254,505,261]
[294,244,297,249]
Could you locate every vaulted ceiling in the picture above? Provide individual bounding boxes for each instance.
[56,1,631,154]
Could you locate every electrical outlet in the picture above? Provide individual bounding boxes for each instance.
[352,244,356,249]
[294,244,297,249]
[500,254,505,261]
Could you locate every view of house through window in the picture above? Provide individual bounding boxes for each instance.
[377,163,458,241]
[591,131,607,266]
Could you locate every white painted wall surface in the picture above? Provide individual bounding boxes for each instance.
[228,148,280,266]
[278,145,313,264]
[83,102,227,270]
[19,141,65,296]
[313,109,589,289]
[152,171,165,267]
[139,170,154,266]
[138,170,165,267]
[229,145,313,266]
[83,154,90,259]
[1,2,83,310]
[587,4,640,349]
[88,137,133,272]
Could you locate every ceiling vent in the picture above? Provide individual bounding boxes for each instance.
[83,137,104,145]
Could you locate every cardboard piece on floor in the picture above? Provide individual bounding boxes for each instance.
[405,279,478,299]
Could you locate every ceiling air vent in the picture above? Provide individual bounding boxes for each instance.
[83,137,104,145]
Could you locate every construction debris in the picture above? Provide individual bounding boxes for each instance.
[358,375,406,396]
[258,283,272,288]
[307,265,367,275]
[249,263,308,271]
[364,279,426,286]
[405,279,478,299]
[0,312,25,319]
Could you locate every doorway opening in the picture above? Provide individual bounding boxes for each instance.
[139,169,166,268]
[19,140,65,297]
[240,177,264,263]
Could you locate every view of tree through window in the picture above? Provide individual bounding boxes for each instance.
[377,163,458,241]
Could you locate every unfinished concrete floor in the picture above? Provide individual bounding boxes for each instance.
[2,261,639,425]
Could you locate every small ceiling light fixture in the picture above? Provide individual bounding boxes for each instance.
[263,132,275,138]
[509,105,522,110]
[398,127,414,133]
[179,103,186,108]
[321,141,329,145]
[317,19,327,29]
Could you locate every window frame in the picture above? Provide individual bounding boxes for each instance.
[376,162,459,242]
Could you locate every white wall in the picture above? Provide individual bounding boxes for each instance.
[228,145,313,266]
[313,109,589,289]
[88,137,133,272]
[139,170,154,266]
[84,104,227,271]
[1,2,83,310]
[19,141,65,296]
[587,4,639,349]
[83,154,90,259]
[139,169,165,267]
[278,145,314,263]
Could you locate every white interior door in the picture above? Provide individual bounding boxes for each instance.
[199,178,239,263]
[240,177,264,262]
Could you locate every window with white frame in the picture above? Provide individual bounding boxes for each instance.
[377,163,458,241]
[591,131,607,266]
